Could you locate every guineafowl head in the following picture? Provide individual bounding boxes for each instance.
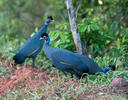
[109,65,116,71]
[103,64,116,73]
[40,33,50,44]
[45,16,54,25]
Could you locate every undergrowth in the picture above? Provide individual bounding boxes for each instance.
[0,52,128,100]
[0,39,128,99]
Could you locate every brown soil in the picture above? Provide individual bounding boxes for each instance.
[0,60,56,97]
[0,59,127,99]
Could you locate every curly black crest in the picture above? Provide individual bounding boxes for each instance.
[109,65,116,71]
[47,16,53,20]
[41,33,48,37]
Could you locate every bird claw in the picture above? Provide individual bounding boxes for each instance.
[32,65,36,68]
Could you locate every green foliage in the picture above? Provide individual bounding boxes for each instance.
[0,0,64,40]
[0,67,9,75]
[0,0,128,99]
[4,89,42,100]
[3,69,128,99]
[49,22,75,51]
[88,69,128,86]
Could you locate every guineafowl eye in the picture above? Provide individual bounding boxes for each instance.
[109,65,116,71]
[40,33,49,40]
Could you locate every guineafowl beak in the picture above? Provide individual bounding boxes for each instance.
[51,20,55,22]
[39,37,43,40]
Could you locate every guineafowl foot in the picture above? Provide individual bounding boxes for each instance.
[32,65,36,68]
[62,70,67,76]
[52,64,55,67]
[70,73,74,78]
[77,76,81,79]
[32,57,36,68]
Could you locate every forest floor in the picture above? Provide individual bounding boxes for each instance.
[0,58,128,100]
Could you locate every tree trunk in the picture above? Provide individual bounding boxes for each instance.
[65,0,83,54]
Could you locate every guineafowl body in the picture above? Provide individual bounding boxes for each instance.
[13,16,54,67]
[41,34,103,78]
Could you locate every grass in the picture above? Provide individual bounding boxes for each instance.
[2,73,127,100]
[0,40,128,100]
[0,56,127,100]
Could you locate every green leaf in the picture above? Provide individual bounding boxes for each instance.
[35,27,39,33]
[78,24,87,32]
[0,67,6,73]
[91,23,99,30]
[87,25,90,33]
[36,91,41,94]
[116,39,120,49]
[111,20,120,30]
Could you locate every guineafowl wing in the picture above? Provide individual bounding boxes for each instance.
[19,37,44,57]
[51,50,82,67]
[19,26,47,57]
[51,50,89,74]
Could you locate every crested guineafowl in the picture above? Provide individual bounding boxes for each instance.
[40,33,116,78]
[13,16,54,68]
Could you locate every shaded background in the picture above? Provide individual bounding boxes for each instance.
[0,0,128,99]
[0,0,128,67]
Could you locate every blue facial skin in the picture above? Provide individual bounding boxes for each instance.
[45,20,50,26]
[45,19,54,26]
[103,67,111,73]
[45,36,50,44]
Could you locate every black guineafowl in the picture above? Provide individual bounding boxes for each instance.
[40,33,115,78]
[13,16,54,68]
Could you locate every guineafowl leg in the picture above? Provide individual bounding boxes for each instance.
[62,70,67,76]
[52,64,55,67]
[76,74,82,79]
[71,73,73,78]
[32,57,36,68]
[71,73,75,81]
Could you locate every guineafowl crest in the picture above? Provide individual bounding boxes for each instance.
[41,33,48,37]
[47,16,53,20]
[109,65,116,71]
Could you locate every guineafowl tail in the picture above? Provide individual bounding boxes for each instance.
[13,53,26,64]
